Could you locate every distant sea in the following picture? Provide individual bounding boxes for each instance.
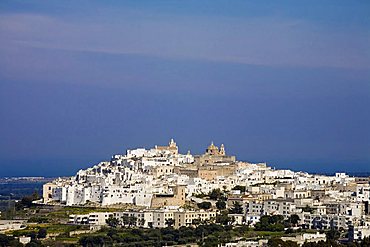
[0,182,44,199]
[0,178,57,198]
[0,178,55,211]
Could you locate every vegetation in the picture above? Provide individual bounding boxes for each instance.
[6,207,368,247]
[4,191,369,247]
[300,237,370,247]
[216,199,226,210]
[197,201,212,210]
[15,192,40,210]
[106,217,119,228]
[254,215,285,231]
[79,235,113,247]
[77,223,284,247]
[268,238,299,247]
[267,235,370,247]
[326,228,341,241]
[120,215,138,227]
[165,218,175,228]
[28,217,49,224]
[288,214,300,226]
[302,205,315,213]
[0,234,22,247]
[216,210,234,226]
[74,219,348,247]
[209,188,226,201]
[229,202,243,214]
[37,228,47,239]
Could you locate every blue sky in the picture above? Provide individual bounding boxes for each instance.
[0,0,369,176]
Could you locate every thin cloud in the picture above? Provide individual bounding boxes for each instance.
[1,13,369,70]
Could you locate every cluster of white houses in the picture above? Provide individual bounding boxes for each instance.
[43,140,370,242]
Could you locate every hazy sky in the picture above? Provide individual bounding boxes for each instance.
[0,0,369,176]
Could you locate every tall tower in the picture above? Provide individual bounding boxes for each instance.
[168,138,178,155]
[169,138,176,147]
[219,144,226,156]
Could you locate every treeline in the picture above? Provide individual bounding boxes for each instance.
[254,215,300,231]
[268,237,370,247]
[0,232,45,247]
[0,234,22,247]
[79,224,249,247]
[15,191,40,210]
[78,226,370,247]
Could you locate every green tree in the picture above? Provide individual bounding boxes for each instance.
[268,238,299,247]
[79,235,112,247]
[229,202,243,214]
[165,218,175,228]
[27,231,37,240]
[16,191,41,210]
[106,216,120,228]
[31,191,40,200]
[209,189,223,200]
[37,228,47,239]
[216,200,226,210]
[361,236,370,247]
[303,205,314,213]
[202,234,218,247]
[197,201,212,210]
[254,215,285,231]
[0,234,19,247]
[270,215,284,224]
[121,215,129,227]
[128,216,137,227]
[192,218,202,228]
[288,214,300,226]
[25,240,43,247]
[138,218,146,227]
[326,228,340,241]
[216,211,232,226]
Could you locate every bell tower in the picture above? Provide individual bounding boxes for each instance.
[219,144,226,155]
[169,138,176,147]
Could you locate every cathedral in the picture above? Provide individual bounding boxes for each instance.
[206,142,226,156]
[194,142,236,166]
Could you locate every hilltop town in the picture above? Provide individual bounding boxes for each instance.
[35,140,370,246]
